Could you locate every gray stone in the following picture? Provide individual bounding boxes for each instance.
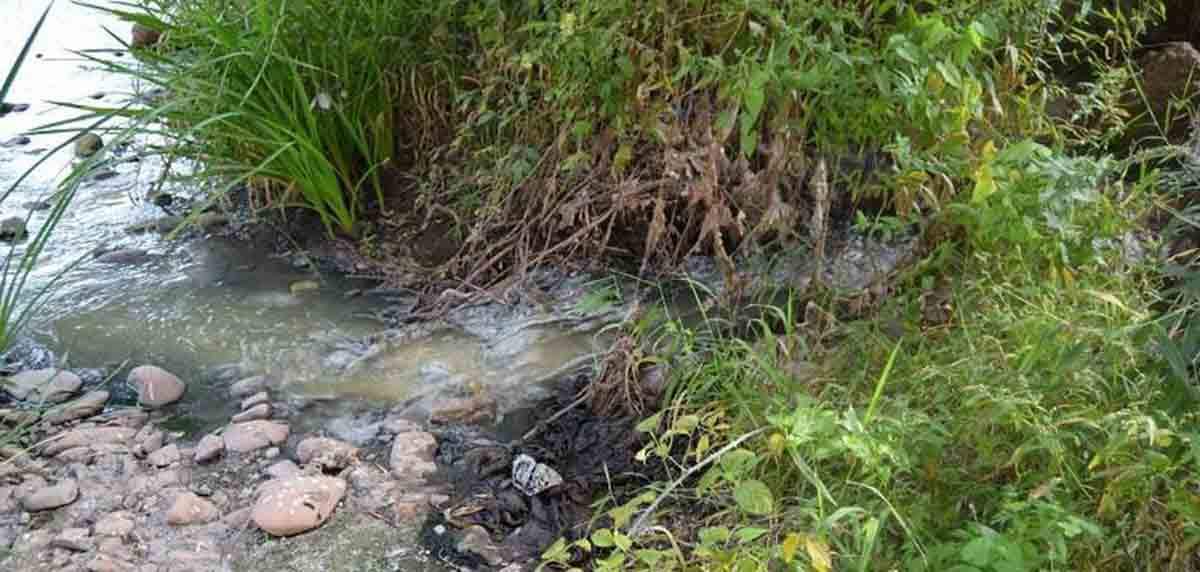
[43,427,135,456]
[20,479,79,511]
[296,437,358,471]
[240,391,269,411]
[127,365,186,407]
[96,248,152,265]
[229,375,269,398]
[457,525,504,567]
[155,215,183,234]
[146,444,180,468]
[4,368,82,403]
[135,428,165,457]
[2,136,31,147]
[265,460,301,480]
[0,217,27,242]
[51,527,93,552]
[94,512,135,537]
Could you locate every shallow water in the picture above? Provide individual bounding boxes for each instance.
[0,1,613,433]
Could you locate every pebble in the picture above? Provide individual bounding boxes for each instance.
[251,476,346,537]
[146,444,180,468]
[4,368,83,403]
[131,23,162,49]
[44,390,109,424]
[222,420,289,453]
[44,427,135,456]
[2,136,31,147]
[166,492,219,525]
[389,431,438,481]
[265,460,301,480]
[94,513,135,537]
[194,434,224,463]
[75,133,103,158]
[20,479,79,511]
[296,437,358,471]
[240,391,270,410]
[457,525,505,567]
[0,217,27,242]
[51,527,93,552]
[231,403,270,423]
[127,365,186,407]
[229,375,269,398]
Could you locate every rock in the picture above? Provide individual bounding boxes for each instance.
[382,417,422,434]
[130,23,161,49]
[389,431,438,481]
[90,167,119,181]
[0,102,30,114]
[429,395,497,425]
[21,200,52,211]
[166,492,218,525]
[96,248,152,265]
[146,444,180,467]
[127,365,186,407]
[135,428,165,457]
[75,133,103,158]
[289,280,320,295]
[229,375,269,398]
[265,460,301,479]
[231,403,270,423]
[296,437,358,471]
[4,368,82,402]
[86,553,135,572]
[2,136,31,147]
[196,212,229,230]
[251,476,346,537]
[52,527,93,552]
[194,434,224,463]
[146,191,173,207]
[91,92,106,100]
[457,525,505,567]
[222,420,289,453]
[0,216,27,242]
[94,512,135,537]
[1127,42,1200,146]
[45,390,110,424]
[44,427,135,456]
[154,215,183,234]
[20,479,79,511]
[240,391,269,411]
[98,409,149,429]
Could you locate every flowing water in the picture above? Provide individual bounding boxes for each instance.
[0,1,612,434]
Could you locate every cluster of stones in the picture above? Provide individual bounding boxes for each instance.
[0,365,453,571]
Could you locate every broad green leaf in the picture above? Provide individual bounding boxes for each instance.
[699,526,731,546]
[592,528,615,548]
[735,527,768,543]
[733,479,774,515]
[636,413,663,433]
[671,414,700,435]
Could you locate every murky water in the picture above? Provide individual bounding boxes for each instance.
[0,1,613,435]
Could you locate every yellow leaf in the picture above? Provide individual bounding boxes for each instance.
[805,536,833,572]
[780,533,802,564]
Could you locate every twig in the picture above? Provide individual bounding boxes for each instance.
[521,390,590,442]
[628,427,767,538]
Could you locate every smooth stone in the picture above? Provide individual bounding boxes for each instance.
[289,280,320,295]
[127,365,186,407]
[0,217,26,242]
[44,427,135,456]
[154,215,183,234]
[45,390,110,424]
[91,92,105,100]
[131,23,162,48]
[75,133,103,158]
[389,431,438,481]
[146,444,180,468]
[51,527,93,552]
[240,391,269,410]
[196,212,229,229]
[4,368,82,403]
[251,476,346,537]
[146,191,172,207]
[166,492,218,525]
[429,395,496,425]
[134,428,165,457]
[194,434,224,463]
[89,168,118,181]
[2,136,31,148]
[296,437,358,471]
[222,420,289,453]
[21,200,52,211]
[94,512,135,537]
[230,403,270,423]
[229,375,269,398]
[265,460,301,480]
[457,525,505,567]
[20,479,79,511]
[96,248,152,265]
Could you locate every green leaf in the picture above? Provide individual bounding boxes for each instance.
[961,536,994,567]
[734,527,768,543]
[635,413,662,433]
[613,531,633,552]
[671,414,700,435]
[698,526,731,547]
[592,529,616,548]
[720,448,757,476]
[733,480,774,516]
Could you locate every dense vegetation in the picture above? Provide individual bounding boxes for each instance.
[73,0,1200,569]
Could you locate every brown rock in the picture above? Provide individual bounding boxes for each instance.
[240,391,269,411]
[166,492,218,525]
[1127,42,1200,146]
[381,417,422,434]
[45,390,109,424]
[230,403,270,423]
[87,554,134,572]
[135,429,164,457]
[44,427,135,456]
[222,420,289,453]
[130,23,161,49]
[265,460,302,480]
[251,476,346,537]
[296,437,358,471]
[429,395,496,425]
[389,431,438,481]
[4,368,82,403]
[20,479,79,511]
[128,365,186,407]
[97,409,149,429]
[146,444,180,468]
[194,434,223,463]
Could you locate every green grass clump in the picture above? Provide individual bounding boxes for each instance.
[543,144,1200,571]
